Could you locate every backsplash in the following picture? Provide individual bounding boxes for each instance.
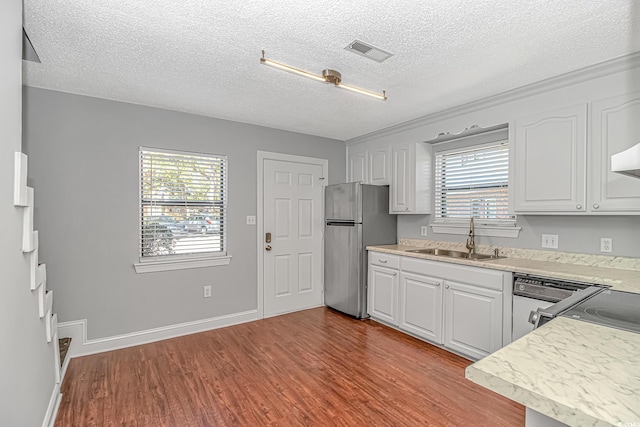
[399,238,640,272]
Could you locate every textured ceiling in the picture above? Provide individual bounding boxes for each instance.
[23,0,640,141]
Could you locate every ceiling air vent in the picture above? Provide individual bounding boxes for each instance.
[344,39,393,63]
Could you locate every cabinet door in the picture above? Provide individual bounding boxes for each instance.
[349,150,368,183]
[590,92,640,213]
[444,280,502,360]
[513,104,587,213]
[368,265,398,325]
[369,146,391,185]
[399,272,443,344]
[391,144,413,213]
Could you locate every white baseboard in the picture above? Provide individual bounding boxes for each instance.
[58,309,258,357]
[60,348,72,385]
[42,383,61,427]
[263,303,325,319]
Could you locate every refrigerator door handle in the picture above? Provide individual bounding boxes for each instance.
[326,221,357,227]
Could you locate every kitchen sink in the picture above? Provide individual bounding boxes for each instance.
[404,248,503,261]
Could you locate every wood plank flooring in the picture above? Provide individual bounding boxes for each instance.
[55,308,524,426]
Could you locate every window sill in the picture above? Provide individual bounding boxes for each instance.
[134,255,232,273]
[430,223,521,238]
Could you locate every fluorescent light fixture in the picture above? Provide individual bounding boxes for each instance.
[260,57,326,83]
[260,51,387,101]
[338,83,387,101]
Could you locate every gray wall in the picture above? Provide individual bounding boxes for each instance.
[0,2,57,425]
[23,87,346,340]
[399,215,640,257]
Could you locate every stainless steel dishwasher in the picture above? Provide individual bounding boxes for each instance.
[512,274,597,341]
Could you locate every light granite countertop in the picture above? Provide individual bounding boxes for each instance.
[366,244,640,293]
[466,317,640,427]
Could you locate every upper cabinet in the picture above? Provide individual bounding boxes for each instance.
[590,92,640,213]
[347,145,391,185]
[390,142,432,214]
[348,148,368,183]
[513,104,587,213]
[513,92,640,215]
[368,146,391,185]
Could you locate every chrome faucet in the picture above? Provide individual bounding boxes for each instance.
[466,217,475,254]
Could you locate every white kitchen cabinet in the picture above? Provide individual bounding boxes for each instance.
[513,104,587,213]
[399,272,443,344]
[513,94,640,215]
[390,142,432,214]
[367,252,511,360]
[347,145,391,185]
[368,146,391,185]
[590,92,640,213]
[443,280,503,360]
[348,149,368,183]
[368,264,399,326]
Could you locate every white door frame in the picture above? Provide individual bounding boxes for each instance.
[256,151,329,319]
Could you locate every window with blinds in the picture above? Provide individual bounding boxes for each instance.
[434,141,512,221]
[139,148,227,259]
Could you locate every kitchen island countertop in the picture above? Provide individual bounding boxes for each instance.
[466,317,640,426]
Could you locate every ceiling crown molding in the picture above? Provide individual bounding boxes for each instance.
[345,51,640,146]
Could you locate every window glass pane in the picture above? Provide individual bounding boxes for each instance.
[435,142,512,221]
[140,149,227,258]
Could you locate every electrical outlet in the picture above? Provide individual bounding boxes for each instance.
[203,285,212,298]
[600,237,612,253]
[541,234,558,249]
[420,226,428,237]
[246,215,256,225]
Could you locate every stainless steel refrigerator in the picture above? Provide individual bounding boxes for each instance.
[324,183,397,318]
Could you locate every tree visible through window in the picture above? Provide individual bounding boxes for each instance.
[139,148,227,259]
[434,142,511,221]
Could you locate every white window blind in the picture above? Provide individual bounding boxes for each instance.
[139,148,227,259]
[434,142,511,221]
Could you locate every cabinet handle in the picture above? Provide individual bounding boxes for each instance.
[436,282,441,287]
[392,272,397,276]
[445,284,450,289]
[405,207,409,211]
[576,204,582,210]
[593,203,599,209]
[379,259,387,263]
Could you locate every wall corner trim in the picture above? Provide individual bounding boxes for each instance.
[42,383,61,427]
[58,309,258,358]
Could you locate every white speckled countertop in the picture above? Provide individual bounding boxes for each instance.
[466,318,640,426]
[366,241,640,293]
[366,239,640,426]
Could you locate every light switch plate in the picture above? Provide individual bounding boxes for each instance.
[246,215,256,225]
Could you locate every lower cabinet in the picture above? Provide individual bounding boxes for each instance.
[368,264,399,326]
[367,251,509,360]
[399,272,443,344]
[443,280,503,360]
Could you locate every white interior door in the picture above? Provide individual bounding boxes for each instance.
[263,158,325,317]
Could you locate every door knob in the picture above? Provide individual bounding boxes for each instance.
[265,245,272,251]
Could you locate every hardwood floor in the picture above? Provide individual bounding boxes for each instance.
[55,308,524,426]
